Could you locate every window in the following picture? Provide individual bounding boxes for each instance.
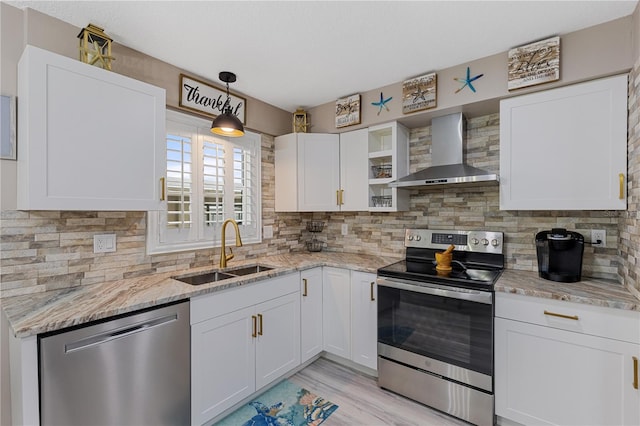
[147,110,261,254]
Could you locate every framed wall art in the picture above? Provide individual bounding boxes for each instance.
[179,74,247,124]
[402,72,437,114]
[508,36,560,91]
[335,94,361,128]
[0,95,16,160]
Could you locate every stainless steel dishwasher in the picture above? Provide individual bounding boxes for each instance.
[39,300,190,425]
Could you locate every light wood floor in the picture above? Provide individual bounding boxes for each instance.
[288,358,468,426]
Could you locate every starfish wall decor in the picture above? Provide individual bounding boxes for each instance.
[371,92,392,115]
[455,67,484,94]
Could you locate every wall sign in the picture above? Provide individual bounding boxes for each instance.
[508,36,560,91]
[179,74,246,124]
[402,72,437,114]
[335,94,361,128]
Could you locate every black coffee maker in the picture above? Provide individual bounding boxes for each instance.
[535,228,584,283]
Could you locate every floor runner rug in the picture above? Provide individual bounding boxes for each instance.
[215,379,338,426]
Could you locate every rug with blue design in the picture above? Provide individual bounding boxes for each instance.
[216,379,338,426]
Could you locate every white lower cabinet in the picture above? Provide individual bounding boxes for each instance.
[322,267,378,370]
[191,306,256,425]
[300,268,324,363]
[190,273,300,425]
[495,293,640,426]
[350,271,378,370]
[322,267,351,358]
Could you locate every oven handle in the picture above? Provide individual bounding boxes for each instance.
[376,277,493,305]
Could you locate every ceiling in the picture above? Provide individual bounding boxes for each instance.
[6,0,639,112]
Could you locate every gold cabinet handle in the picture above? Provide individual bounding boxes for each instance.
[633,356,638,390]
[340,189,344,205]
[160,177,166,201]
[544,310,579,321]
[302,278,308,297]
[257,313,263,336]
[619,173,625,200]
[370,281,375,301]
[251,315,257,338]
[336,190,340,206]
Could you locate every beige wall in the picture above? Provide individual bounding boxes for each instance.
[308,16,634,133]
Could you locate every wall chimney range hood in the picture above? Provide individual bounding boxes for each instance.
[390,113,498,188]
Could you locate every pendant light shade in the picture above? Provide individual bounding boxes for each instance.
[211,71,244,137]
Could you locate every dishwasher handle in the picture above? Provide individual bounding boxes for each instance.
[65,314,178,353]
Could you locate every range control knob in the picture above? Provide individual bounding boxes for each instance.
[471,238,479,245]
[408,235,414,241]
[415,235,421,241]
[481,238,489,246]
[491,239,500,247]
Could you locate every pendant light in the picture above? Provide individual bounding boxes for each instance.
[211,71,245,137]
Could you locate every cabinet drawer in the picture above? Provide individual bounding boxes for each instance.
[190,273,299,325]
[496,292,640,344]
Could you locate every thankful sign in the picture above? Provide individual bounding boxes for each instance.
[179,74,246,124]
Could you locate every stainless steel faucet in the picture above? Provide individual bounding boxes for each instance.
[219,219,243,268]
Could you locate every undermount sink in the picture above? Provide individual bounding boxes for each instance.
[226,264,274,276]
[173,271,236,286]
[173,264,274,285]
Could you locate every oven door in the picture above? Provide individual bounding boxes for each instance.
[377,277,493,383]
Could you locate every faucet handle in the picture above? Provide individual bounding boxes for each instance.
[226,247,235,262]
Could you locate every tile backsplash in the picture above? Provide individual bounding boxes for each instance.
[0,114,632,298]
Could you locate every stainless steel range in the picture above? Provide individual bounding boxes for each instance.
[376,229,504,426]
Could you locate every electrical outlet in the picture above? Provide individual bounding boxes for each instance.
[591,229,606,248]
[341,224,348,236]
[263,225,273,239]
[94,234,116,253]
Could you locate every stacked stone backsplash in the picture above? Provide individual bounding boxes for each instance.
[0,114,629,298]
[619,59,640,299]
[302,114,621,281]
[0,134,305,298]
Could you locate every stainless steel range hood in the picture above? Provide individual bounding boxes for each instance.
[390,113,498,188]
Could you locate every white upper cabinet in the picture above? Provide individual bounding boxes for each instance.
[274,132,368,212]
[275,133,339,212]
[339,128,370,211]
[298,133,341,211]
[17,45,166,211]
[274,123,409,213]
[499,74,628,210]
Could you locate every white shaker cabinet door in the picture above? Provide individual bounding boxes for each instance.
[274,133,341,212]
[17,45,166,211]
[350,271,378,370]
[500,74,627,210]
[254,292,301,390]
[495,317,640,426]
[297,133,341,212]
[191,306,256,426]
[339,128,369,211]
[300,268,324,363]
[322,267,351,358]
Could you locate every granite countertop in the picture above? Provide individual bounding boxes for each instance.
[1,252,399,338]
[2,252,639,339]
[496,269,640,311]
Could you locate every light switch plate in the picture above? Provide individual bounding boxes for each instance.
[263,225,273,239]
[94,234,116,253]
